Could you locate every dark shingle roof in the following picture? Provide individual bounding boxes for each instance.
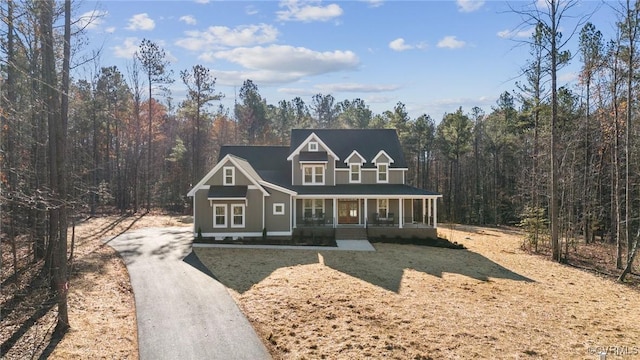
[291,184,439,196]
[208,185,248,198]
[290,129,407,168]
[299,151,328,162]
[218,146,291,187]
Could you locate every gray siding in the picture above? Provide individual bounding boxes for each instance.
[292,154,336,186]
[194,188,263,234]
[264,189,291,232]
[205,159,252,186]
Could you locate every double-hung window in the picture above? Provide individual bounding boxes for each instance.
[303,165,324,185]
[377,163,388,183]
[231,204,245,228]
[213,204,227,228]
[350,164,361,183]
[223,166,235,186]
[377,199,389,218]
[303,199,324,218]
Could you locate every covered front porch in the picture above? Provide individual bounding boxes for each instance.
[293,196,440,230]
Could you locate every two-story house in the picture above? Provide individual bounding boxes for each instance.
[187,129,441,241]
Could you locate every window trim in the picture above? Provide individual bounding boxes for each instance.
[213,204,227,228]
[377,163,389,183]
[273,203,285,215]
[231,204,245,228]
[308,141,318,152]
[223,166,235,186]
[349,163,361,183]
[302,164,325,185]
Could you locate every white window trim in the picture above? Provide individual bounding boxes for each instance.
[308,141,318,151]
[231,204,245,228]
[273,203,285,215]
[223,166,235,186]
[302,164,325,185]
[213,204,227,228]
[349,163,361,183]
[377,163,389,183]
[377,199,389,218]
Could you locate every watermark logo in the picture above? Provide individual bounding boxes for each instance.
[587,346,639,358]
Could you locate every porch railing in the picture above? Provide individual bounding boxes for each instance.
[297,216,334,227]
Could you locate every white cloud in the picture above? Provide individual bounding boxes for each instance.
[456,0,485,13]
[277,0,343,22]
[106,26,116,34]
[112,37,140,58]
[126,13,155,31]
[497,27,534,39]
[364,0,384,8]
[75,10,108,30]
[316,82,400,93]
[206,45,359,85]
[176,24,279,50]
[389,38,426,52]
[179,15,197,25]
[389,38,412,51]
[245,5,259,15]
[195,0,210,3]
[437,35,466,49]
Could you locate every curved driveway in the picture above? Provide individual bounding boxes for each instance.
[107,227,271,360]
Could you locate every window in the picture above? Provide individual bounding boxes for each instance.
[303,199,324,218]
[231,204,245,228]
[350,164,361,183]
[303,165,324,185]
[273,203,285,215]
[377,163,388,183]
[213,204,227,228]
[377,199,388,218]
[308,141,318,152]
[223,166,235,186]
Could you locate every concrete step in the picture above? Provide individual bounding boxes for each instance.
[335,227,368,240]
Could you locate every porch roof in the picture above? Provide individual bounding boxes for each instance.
[207,185,248,199]
[291,184,440,197]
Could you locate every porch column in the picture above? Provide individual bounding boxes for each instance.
[364,198,368,226]
[398,197,403,229]
[433,197,437,228]
[293,197,296,228]
[333,198,337,228]
[422,198,426,225]
[427,198,432,226]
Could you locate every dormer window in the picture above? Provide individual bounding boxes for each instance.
[377,163,388,183]
[303,164,324,185]
[308,141,318,152]
[350,164,361,183]
[223,166,235,186]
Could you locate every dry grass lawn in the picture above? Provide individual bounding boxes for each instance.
[196,225,640,359]
[1,213,190,359]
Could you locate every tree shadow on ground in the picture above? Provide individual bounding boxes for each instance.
[193,248,320,293]
[195,244,533,294]
[321,244,533,293]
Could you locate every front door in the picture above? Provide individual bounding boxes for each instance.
[338,200,359,224]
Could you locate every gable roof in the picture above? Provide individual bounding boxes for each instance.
[290,129,407,168]
[286,132,339,161]
[186,153,269,197]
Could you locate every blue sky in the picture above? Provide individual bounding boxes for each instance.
[74,0,612,120]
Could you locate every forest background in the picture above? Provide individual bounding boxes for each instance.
[1,0,640,336]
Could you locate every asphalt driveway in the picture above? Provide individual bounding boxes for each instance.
[107,227,271,360]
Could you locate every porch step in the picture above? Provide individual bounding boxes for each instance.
[335,227,368,240]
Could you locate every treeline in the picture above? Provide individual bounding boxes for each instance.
[2,0,640,296]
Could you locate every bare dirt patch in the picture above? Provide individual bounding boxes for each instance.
[196,225,640,359]
[1,212,190,359]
